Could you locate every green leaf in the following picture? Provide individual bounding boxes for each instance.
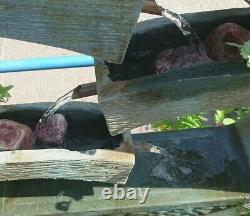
[235,106,250,120]
[214,110,225,125]
[240,41,250,67]
[222,118,236,125]
[0,84,13,103]
[175,114,207,130]
[151,120,174,131]
[152,113,207,131]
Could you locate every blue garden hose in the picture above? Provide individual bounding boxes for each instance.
[0,55,95,73]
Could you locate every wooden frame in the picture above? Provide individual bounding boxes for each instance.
[0,102,135,184]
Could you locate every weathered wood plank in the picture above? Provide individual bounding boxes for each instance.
[0,149,134,184]
[96,61,250,135]
[0,0,144,63]
[0,181,249,215]
[208,203,250,216]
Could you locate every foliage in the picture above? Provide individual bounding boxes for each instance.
[214,108,235,126]
[152,107,250,132]
[0,84,13,103]
[152,113,207,131]
[234,107,250,120]
[240,41,250,67]
[214,107,250,126]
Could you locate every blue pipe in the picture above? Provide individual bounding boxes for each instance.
[0,55,95,73]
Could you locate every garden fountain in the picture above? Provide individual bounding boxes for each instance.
[0,0,250,215]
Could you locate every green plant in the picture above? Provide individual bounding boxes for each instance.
[240,41,250,67]
[152,113,207,131]
[214,108,235,126]
[152,107,250,132]
[226,41,250,67]
[0,84,13,103]
[234,107,250,120]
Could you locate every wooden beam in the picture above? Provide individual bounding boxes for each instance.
[0,180,249,215]
[0,149,134,184]
[0,0,144,63]
[208,203,250,216]
[96,61,250,135]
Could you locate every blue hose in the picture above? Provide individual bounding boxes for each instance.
[0,55,95,73]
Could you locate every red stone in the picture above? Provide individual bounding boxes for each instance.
[205,23,250,61]
[0,119,35,151]
[36,113,68,146]
[155,45,212,74]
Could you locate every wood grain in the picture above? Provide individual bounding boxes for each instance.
[0,182,249,216]
[0,0,144,63]
[96,61,250,135]
[0,149,134,184]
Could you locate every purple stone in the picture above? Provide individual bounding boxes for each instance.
[36,113,68,147]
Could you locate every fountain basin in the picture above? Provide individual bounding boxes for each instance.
[0,102,135,184]
[95,8,250,136]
